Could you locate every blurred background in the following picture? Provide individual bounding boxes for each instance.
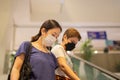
[0,0,120,79]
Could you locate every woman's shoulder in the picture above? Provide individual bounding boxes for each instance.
[52,45,63,49]
[21,41,31,45]
[15,41,31,56]
[51,44,66,58]
[19,41,31,47]
[52,45,63,51]
[17,41,31,52]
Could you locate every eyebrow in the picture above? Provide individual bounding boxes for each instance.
[71,40,78,44]
[54,32,58,35]
[54,32,59,36]
[71,40,75,43]
[52,32,59,38]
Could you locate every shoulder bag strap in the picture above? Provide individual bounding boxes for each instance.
[7,41,32,80]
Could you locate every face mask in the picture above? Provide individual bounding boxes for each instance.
[43,34,56,47]
[65,42,75,51]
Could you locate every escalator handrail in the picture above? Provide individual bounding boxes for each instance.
[68,54,120,80]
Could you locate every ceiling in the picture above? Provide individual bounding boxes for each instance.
[30,0,69,22]
[30,0,120,23]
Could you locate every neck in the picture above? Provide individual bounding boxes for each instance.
[61,42,66,50]
[32,37,50,53]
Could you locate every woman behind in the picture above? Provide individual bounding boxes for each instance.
[10,19,62,80]
[51,28,81,80]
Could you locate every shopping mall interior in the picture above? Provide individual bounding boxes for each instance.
[0,0,120,79]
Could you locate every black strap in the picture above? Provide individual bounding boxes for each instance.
[22,42,32,67]
[7,41,32,80]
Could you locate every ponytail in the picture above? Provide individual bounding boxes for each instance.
[31,19,62,42]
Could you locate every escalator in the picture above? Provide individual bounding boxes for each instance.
[69,54,120,80]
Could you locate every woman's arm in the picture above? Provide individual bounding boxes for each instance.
[10,53,25,80]
[57,57,80,80]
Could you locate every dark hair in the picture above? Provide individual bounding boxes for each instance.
[62,28,81,41]
[31,19,62,42]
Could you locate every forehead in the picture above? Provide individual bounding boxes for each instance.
[47,28,61,34]
[68,37,79,43]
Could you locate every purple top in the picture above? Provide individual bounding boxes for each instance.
[16,41,58,80]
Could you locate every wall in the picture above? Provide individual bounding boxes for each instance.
[14,26,120,51]
[0,0,13,74]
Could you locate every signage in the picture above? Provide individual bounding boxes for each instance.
[87,31,107,39]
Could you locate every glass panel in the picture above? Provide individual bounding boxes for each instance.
[70,55,119,80]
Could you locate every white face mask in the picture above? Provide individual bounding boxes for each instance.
[43,34,56,47]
